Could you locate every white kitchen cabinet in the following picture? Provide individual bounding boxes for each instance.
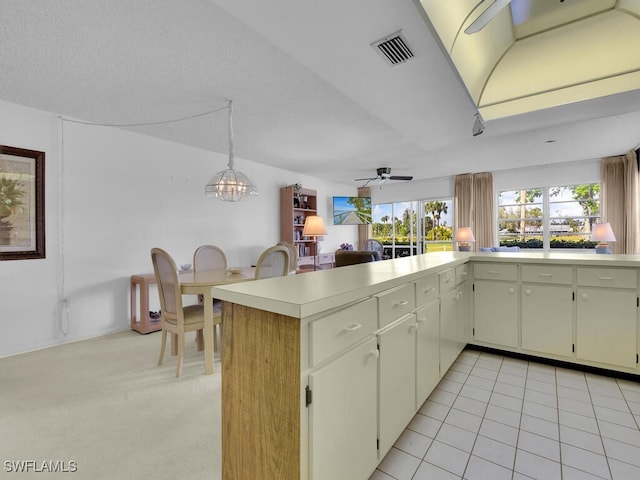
[522,284,573,357]
[309,337,379,480]
[214,253,640,480]
[577,287,637,369]
[415,299,440,406]
[439,269,459,372]
[473,279,519,348]
[576,267,638,369]
[455,264,471,348]
[378,314,418,458]
[521,265,573,357]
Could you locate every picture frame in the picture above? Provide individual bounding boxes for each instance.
[0,145,45,260]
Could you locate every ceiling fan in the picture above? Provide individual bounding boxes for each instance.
[355,167,413,187]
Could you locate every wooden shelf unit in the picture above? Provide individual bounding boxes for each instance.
[280,186,319,264]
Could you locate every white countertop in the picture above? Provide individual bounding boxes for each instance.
[211,251,640,319]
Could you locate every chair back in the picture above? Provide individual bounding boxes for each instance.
[193,245,228,272]
[151,248,183,323]
[277,241,298,274]
[255,245,290,279]
[365,239,383,254]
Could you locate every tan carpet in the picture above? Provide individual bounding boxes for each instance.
[0,330,221,480]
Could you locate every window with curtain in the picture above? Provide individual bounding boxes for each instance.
[498,184,600,249]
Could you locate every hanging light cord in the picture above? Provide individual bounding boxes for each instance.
[61,103,230,128]
[227,100,234,169]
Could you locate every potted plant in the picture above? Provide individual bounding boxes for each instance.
[0,175,25,245]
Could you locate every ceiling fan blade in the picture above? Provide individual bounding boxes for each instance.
[389,175,413,181]
[354,176,378,181]
[464,0,512,35]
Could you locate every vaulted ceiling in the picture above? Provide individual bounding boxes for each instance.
[1,0,639,187]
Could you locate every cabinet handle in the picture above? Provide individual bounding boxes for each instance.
[370,349,380,359]
[424,287,436,294]
[525,289,532,295]
[489,270,501,275]
[582,293,589,300]
[395,300,409,307]
[508,288,515,294]
[446,278,454,283]
[538,273,552,277]
[598,276,614,281]
[343,323,362,332]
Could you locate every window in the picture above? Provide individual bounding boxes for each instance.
[372,199,453,257]
[498,184,600,249]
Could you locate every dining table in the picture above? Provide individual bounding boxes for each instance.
[180,267,256,374]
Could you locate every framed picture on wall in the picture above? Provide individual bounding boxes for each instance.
[0,145,45,260]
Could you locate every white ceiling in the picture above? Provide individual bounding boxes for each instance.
[1,0,639,188]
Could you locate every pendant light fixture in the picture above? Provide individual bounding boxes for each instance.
[205,100,258,201]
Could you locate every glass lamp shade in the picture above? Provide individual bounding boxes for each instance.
[205,168,258,202]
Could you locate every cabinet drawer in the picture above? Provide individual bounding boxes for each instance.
[415,275,439,307]
[456,264,469,285]
[473,263,518,281]
[577,267,637,289]
[522,265,572,285]
[310,298,377,366]
[377,284,416,328]
[439,268,456,293]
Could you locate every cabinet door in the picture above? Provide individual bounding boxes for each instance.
[416,300,440,407]
[577,288,637,369]
[440,290,458,374]
[522,284,573,357]
[309,337,379,480]
[473,280,519,348]
[456,282,470,350]
[378,315,417,458]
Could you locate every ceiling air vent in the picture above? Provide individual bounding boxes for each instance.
[371,30,415,66]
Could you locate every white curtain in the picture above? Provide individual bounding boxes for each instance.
[601,150,639,254]
[454,172,495,250]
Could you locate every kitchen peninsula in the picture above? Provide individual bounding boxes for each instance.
[211,251,640,480]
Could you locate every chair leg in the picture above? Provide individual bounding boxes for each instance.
[195,329,204,351]
[176,333,184,378]
[158,330,167,366]
[171,333,178,355]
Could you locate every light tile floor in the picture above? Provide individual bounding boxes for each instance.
[370,349,640,480]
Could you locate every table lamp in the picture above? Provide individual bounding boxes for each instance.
[302,215,327,270]
[455,227,475,252]
[591,222,616,254]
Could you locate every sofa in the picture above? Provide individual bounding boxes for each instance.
[479,246,521,252]
[334,249,381,267]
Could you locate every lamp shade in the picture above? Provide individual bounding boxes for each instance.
[205,168,258,202]
[455,227,476,243]
[590,223,616,242]
[302,215,327,237]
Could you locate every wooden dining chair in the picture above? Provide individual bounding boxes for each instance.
[151,247,221,378]
[192,244,227,350]
[193,244,228,272]
[255,245,290,279]
[277,240,298,274]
